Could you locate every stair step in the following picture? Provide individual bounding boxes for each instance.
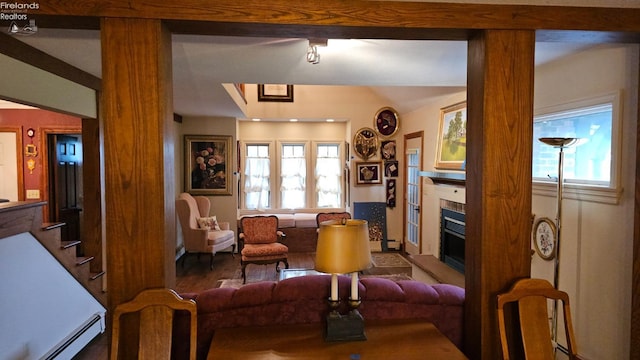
[89,271,106,281]
[41,222,66,231]
[61,240,81,249]
[76,256,94,266]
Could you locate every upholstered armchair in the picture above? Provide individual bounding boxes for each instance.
[239,215,289,283]
[316,212,352,232]
[175,193,235,269]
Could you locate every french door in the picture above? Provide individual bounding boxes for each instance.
[404,132,423,255]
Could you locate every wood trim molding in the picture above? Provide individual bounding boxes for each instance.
[0,126,24,201]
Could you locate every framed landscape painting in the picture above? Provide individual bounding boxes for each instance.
[185,135,232,195]
[435,101,467,170]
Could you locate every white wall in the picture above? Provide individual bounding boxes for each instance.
[530,44,638,360]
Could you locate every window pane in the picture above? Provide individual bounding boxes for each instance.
[281,144,306,209]
[533,104,612,185]
[316,144,341,208]
[244,144,270,209]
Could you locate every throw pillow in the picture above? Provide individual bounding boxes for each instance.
[197,216,221,231]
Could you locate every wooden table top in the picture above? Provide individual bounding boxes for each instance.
[207,319,468,359]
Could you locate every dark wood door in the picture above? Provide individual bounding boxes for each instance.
[49,134,83,252]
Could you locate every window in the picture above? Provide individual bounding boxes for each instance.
[244,144,270,209]
[315,144,341,208]
[280,144,306,209]
[532,92,621,203]
[240,140,343,210]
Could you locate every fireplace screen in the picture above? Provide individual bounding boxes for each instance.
[440,208,465,273]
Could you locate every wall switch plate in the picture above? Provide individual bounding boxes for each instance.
[26,189,40,199]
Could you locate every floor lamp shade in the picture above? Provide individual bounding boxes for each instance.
[315,219,372,274]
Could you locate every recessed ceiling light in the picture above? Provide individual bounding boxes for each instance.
[326,118,335,122]
[290,118,298,122]
[252,118,261,122]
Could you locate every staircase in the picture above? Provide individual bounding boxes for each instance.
[0,201,106,307]
[37,221,107,306]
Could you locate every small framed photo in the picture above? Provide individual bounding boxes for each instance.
[435,101,467,170]
[384,160,399,177]
[185,135,232,195]
[257,84,294,102]
[355,161,382,185]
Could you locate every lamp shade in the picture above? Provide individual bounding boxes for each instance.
[315,219,372,274]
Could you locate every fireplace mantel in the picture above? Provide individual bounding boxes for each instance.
[419,171,466,186]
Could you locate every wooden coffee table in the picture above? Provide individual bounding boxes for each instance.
[207,319,467,359]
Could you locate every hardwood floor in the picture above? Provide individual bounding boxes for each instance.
[73,251,411,359]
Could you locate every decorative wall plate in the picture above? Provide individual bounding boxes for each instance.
[374,107,399,138]
[353,127,378,160]
[532,217,557,260]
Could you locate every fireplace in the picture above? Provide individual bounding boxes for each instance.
[440,207,466,274]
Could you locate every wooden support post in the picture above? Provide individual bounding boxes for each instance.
[465,29,535,359]
[101,17,175,358]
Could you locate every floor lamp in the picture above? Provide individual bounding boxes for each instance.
[538,137,578,348]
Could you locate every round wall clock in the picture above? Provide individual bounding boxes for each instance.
[374,107,399,137]
[27,128,35,138]
[532,217,557,260]
[353,127,378,160]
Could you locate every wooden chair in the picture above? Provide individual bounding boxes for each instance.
[110,288,197,360]
[497,278,579,360]
[239,215,289,283]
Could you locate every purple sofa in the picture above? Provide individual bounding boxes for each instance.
[174,275,464,359]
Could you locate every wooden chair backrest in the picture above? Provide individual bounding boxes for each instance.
[497,278,578,360]
[110,288,197,360]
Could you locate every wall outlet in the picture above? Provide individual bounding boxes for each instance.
[26,189,40,199]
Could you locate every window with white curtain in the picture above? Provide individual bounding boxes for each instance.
[280,144,306,209]
[315,144,341,208]
[244,144,270,209]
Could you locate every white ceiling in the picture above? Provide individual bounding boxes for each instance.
[12,29,591,118]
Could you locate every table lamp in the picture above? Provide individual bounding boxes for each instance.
[315,218,372,341]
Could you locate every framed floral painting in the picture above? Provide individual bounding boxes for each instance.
[184,135,232,195]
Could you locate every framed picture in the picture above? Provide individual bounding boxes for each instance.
[353,127,378,160]
[384,160,399,177]
[355,161,382,185]
[435,101,467,170]
[374,107,399,137]
[386,179,396,208]
[257,84,294,102]
[381,140,396,160]
[184,135,232,195]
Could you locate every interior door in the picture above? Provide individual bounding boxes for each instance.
[49,134,83,248]
[404,132,423,255]
[0,131,19,201]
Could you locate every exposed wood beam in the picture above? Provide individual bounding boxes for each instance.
[32,1,640,33]
[0,32,101,91]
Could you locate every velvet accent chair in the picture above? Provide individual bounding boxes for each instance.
[111,288,197,360]
[497,278,579,360]
[175,193,235,269]
[239,215,289,283]
[316,211,352,232]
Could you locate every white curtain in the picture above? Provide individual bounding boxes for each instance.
[281,157,306,209]
[244,157,270,210]
[315,157,341,208]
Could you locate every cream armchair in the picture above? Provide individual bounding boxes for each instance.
[176,193,235,269]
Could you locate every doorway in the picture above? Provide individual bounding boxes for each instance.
[0,128,22,201]
[47,133,83,252]
[404,131,423,255]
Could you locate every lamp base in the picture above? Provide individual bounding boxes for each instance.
[324,309,366,342]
